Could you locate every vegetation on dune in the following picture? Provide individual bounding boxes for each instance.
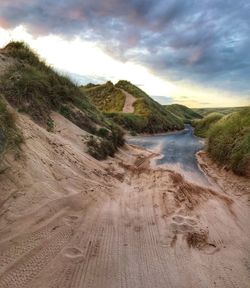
[114,80,184,133]
[83,79,184,134]
[115,80,149,99]
[193,112,223,137]
[207,108,250,176]
[81,81,125,112]
[164,104,202,123]
[0,97,22,168]
[0,41,124,159]
[1,42,101,129]
[86,125,124,160]
[105,112,149,134]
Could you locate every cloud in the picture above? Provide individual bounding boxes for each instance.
[0,0,250,102]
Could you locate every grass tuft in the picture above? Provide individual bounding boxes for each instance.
[0,98,22,165]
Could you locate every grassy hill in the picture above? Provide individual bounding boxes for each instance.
[193,112,224,137]
[207,107,250,176]
[0,42,124,160]
[164,104,202,123]
[83,80,184,134]
[81,81,125,112]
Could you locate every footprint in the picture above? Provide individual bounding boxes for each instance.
[202,243,220,255]
[63,247,84,262]
[170,222,180,232]
[63,215,79,225]
[172,215,198,226]
[185,218,197,225]
[172,215,184,224]
[170,222,194,233]
[179,223,194,232]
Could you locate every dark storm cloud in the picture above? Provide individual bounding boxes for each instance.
[1,0,250,99]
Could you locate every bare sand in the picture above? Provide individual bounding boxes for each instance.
[0,113,250,288]
[121,89,136,113]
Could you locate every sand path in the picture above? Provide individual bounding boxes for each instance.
[121,89,136,113]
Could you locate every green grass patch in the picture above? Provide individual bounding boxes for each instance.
[81,81,125,112]
[193,106,246,116]
[193,112,223,137]
[207,107,250,176]
[105,112,149,133]
[0,98,22,165]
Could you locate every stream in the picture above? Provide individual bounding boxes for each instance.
[128,124,211,186]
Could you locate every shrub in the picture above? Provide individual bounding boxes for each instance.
[97,127,110,138]
[46,118,54,132]
[86,135,116,160]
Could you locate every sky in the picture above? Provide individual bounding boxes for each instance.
[0,1,249,107]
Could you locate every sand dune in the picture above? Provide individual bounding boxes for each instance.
[0,112,249,288]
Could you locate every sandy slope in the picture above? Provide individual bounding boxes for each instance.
[0,112,250,288]
[121,89,136,113]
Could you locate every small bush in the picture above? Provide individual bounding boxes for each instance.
[58,105,72,118]
[86,135,116,160]
[97,127,110,138]
[46,118,54,132]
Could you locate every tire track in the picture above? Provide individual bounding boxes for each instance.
[0,226,73,288]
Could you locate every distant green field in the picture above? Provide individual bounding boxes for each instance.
[193,106,247,116]
[164,104,202,123]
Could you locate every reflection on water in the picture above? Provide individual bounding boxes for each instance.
[128,124,210,186]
